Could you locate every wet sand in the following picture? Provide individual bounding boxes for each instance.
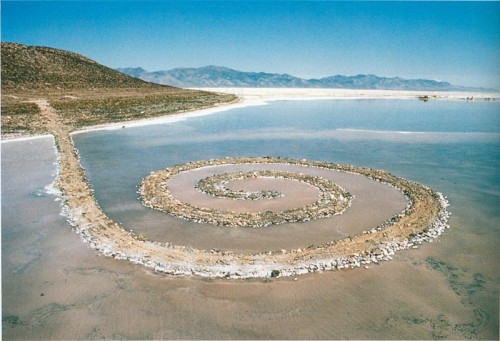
[2,132,497,340]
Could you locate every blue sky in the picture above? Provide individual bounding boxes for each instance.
[2,1,499,88]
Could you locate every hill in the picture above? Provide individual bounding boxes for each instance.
[1,43,163,92]
[1,43,236,136]
[117,65,488,92]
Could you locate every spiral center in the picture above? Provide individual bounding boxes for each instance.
[140,162,353,227]
[196,171,286,200]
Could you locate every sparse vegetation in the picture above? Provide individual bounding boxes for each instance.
[1,100,44,134]
[51,91,236,128]
[1,42,165,92]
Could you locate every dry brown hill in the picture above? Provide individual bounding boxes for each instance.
[1,42,236,136]
[1,42,164,92]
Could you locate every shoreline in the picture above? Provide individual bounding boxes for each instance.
[3,88,498,141]
[69,87,500,135]
[0,133,55,143]
[196,87,500,102]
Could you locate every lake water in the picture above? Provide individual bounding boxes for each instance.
[72,99,500,250]
[3,99,499,339]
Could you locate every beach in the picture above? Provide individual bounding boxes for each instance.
[2,92,499,339]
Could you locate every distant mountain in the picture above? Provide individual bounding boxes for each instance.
[116,65,311,88]
[116,65,489,91]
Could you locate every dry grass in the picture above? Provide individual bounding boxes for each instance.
[51,90,236,128]
[1,101,43,134]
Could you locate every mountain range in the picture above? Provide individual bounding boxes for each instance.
[116,65,489,92]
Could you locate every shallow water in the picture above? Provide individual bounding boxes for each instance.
[2,99,499,339]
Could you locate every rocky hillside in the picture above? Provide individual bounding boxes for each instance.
[117,65,489,92]
[1,42,167,92]
[1,43,236,136]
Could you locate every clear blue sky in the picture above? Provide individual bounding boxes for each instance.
[2,1,499,88]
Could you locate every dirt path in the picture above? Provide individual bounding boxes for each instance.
[34,99,450,279]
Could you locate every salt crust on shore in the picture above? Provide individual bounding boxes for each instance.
[1,133,54,143]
